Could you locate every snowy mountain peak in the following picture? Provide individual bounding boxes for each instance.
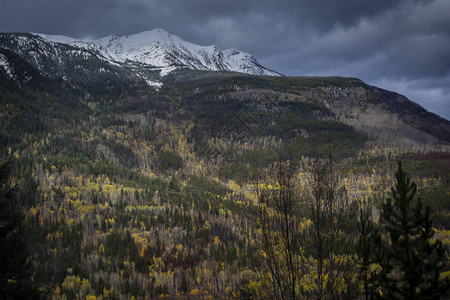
[97,29,172,48]
[34,29,280,77]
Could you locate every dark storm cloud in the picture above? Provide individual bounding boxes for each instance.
[0,0,449,119]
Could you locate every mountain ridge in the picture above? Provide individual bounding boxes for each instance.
[1,45,448,148]
[0,29,449,146]
[0,29,280,86]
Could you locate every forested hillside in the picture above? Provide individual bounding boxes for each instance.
[1,53,449,299]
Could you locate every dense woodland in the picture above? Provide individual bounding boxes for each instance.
[1,67,450,299]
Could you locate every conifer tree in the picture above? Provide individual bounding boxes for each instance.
[373,161,449,299]
[357,200,376,300]
[180,272,188,294]
[0,160,36,299]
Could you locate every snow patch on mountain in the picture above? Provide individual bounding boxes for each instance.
[0,53,15,79]
[34,33,79,44]
[145,79,163,90]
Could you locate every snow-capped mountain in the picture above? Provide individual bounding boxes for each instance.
[37,29,280,77]
[0,29,279,88]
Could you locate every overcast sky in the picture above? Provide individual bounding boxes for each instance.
[1,0,449,120]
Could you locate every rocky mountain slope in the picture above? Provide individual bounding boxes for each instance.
[1,41,449,153]
[1,28,448,147]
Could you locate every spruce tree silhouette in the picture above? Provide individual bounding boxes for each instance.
[372,161,449,299]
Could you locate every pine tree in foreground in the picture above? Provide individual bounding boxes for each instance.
[357,199,376,300]
[372,161,449,299]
